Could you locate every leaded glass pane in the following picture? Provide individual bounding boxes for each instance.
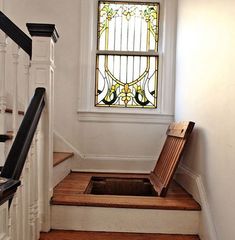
[98,1,160,51]
[96,55,158,108]
[95,1,160,108]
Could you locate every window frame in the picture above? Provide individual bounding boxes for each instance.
[77,0,177,123]
[95,1,160,109]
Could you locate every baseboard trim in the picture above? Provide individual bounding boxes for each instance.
[72,154,156,173]
[175,164,218,240]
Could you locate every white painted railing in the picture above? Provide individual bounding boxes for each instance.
[0,31,7,165]
[0,12,58,240]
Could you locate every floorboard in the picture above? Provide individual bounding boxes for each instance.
[40,230,200,240]
[52,172,201,210]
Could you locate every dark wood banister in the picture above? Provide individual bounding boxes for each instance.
[0,11,32,57]
[0,88,45,206]
[1,87,45,179]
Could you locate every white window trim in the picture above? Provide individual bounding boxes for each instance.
[77,0,177,123]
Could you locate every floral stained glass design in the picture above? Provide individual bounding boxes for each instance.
[95,1,160,108]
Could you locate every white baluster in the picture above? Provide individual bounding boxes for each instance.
[24,157,30,240]
[29,141,36,240]
[0,201,10,240]
[0,31,7,165]
[24,54,30,109]
[34,130,40,239]
[9,195,18,240]
[8,209,12,240]
[11,42,20,136]
[17,171,25,240]
[32,134,37,239]
[15,191,21,240]
[37,120,44,234]
[19,172,25,240]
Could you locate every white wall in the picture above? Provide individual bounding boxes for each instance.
[3,0,170,172]
[175,0,235,239]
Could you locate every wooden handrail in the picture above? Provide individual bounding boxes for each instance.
[0,177,20,205]
[0,88,45,206]
[0,11,32,57]
[0,88,45,180]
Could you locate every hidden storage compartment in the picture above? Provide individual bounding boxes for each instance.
[85,176,157,196]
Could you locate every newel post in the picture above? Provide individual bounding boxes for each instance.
[27,23,59,232]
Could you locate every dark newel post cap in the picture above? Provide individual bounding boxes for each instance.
[26,23,59,43]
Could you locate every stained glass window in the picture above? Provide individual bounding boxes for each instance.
[95,1,160,108]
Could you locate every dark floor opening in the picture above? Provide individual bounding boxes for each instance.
[85,176,157,196]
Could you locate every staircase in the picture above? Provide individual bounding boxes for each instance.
[0,11,58,240]
[0,10,201,240]
[48,153,201,239]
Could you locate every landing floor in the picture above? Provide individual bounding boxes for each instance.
[52,172,201,210]
[40,230,200,240]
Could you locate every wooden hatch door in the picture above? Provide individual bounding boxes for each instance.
[150,121,195,197]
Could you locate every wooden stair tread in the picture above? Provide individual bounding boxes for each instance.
[53,152,74,167]
[0,131,13,142]
[0,108,25,115]
[52,193,201,210]
[52,172,201,211]
[40,230,200,240]
[6,131,14,140]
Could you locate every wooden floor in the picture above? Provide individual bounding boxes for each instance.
[52,172,201,210]
[40,230,200,240]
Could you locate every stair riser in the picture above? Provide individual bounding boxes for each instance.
[53,159,71,187]
[51,205,199,234]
